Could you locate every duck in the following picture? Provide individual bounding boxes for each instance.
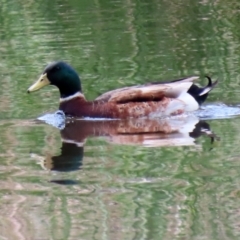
[27,61,218,119]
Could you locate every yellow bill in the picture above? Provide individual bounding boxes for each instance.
[27,73,50,93]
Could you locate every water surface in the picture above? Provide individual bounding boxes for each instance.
[1,0,240,239]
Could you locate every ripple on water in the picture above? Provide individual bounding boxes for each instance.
[196,103,240,120]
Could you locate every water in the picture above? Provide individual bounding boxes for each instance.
[1,0,240,239]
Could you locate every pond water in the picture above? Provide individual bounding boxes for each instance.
[1,0,240,239]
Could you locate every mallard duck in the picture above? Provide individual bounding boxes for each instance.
[27,61,218,119]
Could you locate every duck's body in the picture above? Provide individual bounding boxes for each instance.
[59,94,183,118]
[27,61,218,119]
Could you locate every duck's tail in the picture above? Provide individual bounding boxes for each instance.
[188,76,218,105]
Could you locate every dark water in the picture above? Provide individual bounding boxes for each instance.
[1,0,240,239]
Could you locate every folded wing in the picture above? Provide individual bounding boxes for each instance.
[96,76,199,103]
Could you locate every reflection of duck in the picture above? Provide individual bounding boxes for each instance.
[36,116,216,174]
[61,116,215,147]
[27,61,217,118]
[45,143,84,172]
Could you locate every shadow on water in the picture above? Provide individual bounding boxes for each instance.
[33,115,218,185]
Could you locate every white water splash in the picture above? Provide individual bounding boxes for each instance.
[196,103,240,120]
[37,110,66,129]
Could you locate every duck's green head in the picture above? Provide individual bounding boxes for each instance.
[27,61,82,98]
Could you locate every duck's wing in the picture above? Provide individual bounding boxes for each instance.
[146,76,200,85]
[95,76,199,103]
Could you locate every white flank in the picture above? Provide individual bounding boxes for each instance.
[177,92,199,111]
[60,92,85,103]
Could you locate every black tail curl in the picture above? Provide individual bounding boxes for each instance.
[188,76,218,105]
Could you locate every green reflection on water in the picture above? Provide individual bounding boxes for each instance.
[1,0,240,239]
